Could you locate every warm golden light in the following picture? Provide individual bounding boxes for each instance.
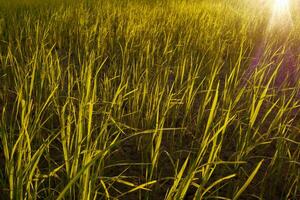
[273,0,289,14]
[268,0,293,32]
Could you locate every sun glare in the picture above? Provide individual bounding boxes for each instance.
[268,0,293,31]
[273,0,289,13]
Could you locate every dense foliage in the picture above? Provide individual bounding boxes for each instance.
[0,0,299,199]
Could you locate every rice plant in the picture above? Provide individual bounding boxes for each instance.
[0,0,299,199]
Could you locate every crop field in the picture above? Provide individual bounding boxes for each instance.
[0,0,299,199]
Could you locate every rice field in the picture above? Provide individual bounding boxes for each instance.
[0,0,299,199]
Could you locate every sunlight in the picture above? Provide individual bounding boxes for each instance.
[273,0,290,16]
[268,0,293,31]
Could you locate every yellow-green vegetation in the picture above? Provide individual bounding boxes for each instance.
[0,0,299,199]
